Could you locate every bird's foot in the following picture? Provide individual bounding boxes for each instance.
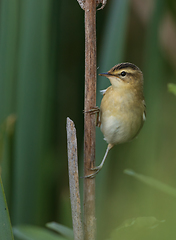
[83,106,100,114]
[84,165,102,179]
[84,143,113,178]
[83,106,100,127]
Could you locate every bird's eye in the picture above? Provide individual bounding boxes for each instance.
[121,71,126,77]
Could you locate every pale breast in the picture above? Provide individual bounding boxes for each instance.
[100,86,144,145]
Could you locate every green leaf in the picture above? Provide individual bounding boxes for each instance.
[0,176,14,240]
[46,222,74,240]
[109,217,164,240]
[168,83,176,96]
[124,169,176,198]
[13,225,66,240]
[11,0,54,225]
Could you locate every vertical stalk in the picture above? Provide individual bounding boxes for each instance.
[84,0,96,240]
[67,118,83,240]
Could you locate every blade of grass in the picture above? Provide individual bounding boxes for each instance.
[124,169,176,198]
[0,0,19,122]
[13,225,66,240]
[109,216,164,240]
[46,222,74,240]
[0,176,14,240]
[0,0,20,206]
[12,0,52,225]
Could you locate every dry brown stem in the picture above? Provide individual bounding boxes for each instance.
[77,0,107,10]
[83,0,97,239]
[66,117,83,240]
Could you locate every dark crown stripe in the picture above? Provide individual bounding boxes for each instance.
[112,62,140,71]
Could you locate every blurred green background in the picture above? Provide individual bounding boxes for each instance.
[0,0,176,239]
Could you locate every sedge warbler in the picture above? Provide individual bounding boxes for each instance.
[86,62,146,178]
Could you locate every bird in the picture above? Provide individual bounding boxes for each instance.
[86,62,146,178]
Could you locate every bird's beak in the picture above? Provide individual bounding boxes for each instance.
[99,72,111,77]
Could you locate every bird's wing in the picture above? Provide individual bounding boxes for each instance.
[98,86,112,127]
[95,108,101,127]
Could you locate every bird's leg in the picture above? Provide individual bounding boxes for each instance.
[84,106,100,127]
[85,143,114,178]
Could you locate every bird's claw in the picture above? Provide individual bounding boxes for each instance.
[84,166,102,178]
[83,106,101,127]
[83,106,100,114]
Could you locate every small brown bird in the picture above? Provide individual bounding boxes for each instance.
[87,62,146,178]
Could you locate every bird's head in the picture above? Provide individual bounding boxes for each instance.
[99,62,143,89]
